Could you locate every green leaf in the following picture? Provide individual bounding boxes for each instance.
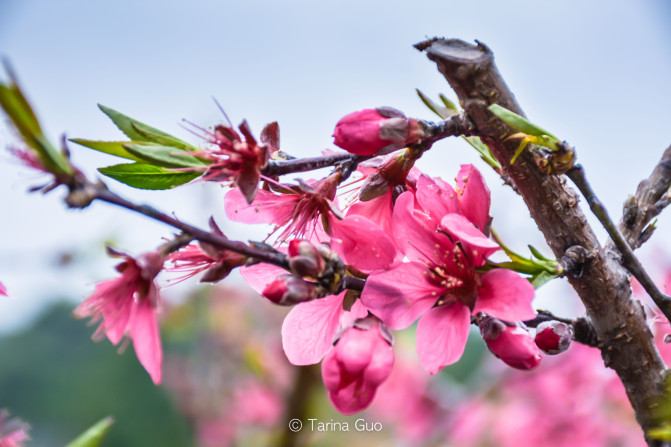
[0,76,72,175]
[528,244,552,262]
[488,104,558,139]
[416,89,456,120]
[69,139,151,161]
[530,270,558,289]
[464,136,502,170]
[439,94,458,113]
[98,104,195,150]
[65,417,114,447]
[99,162,201,190]
[122,143,208,168]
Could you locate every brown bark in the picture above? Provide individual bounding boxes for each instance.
[417,38,667,444]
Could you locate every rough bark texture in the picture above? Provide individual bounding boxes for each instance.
[617,145,671,251]
[417,38,667,443]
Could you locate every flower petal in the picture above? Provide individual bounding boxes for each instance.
[474,269,536,321]
[361,262,443,330]
[329,215,397,273]
[455,164,491,232]
[130,297,163,384]
[392,191,448,263]
[281,293,345,365]
[240,262,287,295]
[224,187,297,225]
[416,302,471,374]
[440,213,500,265]
[415,174,459,224]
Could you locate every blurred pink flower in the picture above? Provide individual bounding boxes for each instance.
[74,248,164,384]
[321,316,394,414]
[0,282,7,297]
[0,411,29,447]
[369,358,445,443]
[449,344,646,447]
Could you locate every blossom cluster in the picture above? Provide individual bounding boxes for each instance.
[70,108,554,414]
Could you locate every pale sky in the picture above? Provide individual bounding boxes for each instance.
[1,0,670,331]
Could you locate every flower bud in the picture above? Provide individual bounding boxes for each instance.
[535,321,572,355]
[333,107,422,156]
[287,239,325,277]
[321,316,394,414]
[262,274,317,306]
[479,316,541,370]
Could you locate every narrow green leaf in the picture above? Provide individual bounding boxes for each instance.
[416,89,455,119]
[0,79,72,175]
[488,104,557,139]
[65,417,114,447]
[123,143,208,168]
[464,136,502,170]
[99,162,201,190]
[70,139,152,161]
[528,245,552,262]
[530,270,558,289]
[98,104,194,149]
[130,122,197,151]
[439,94,458,113]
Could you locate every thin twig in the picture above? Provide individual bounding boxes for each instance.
[566,165,671,322]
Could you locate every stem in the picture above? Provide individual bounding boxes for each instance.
[264,153,363,177]
[567,165,671,323]
[92,186,290,270]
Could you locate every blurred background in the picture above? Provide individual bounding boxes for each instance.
[0,0,670,445]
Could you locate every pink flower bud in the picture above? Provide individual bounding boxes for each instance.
[262,274,316,306]
[535,321,572,355]
[479,317,541,370]
[321,316,394,414]
[287,239,325,277]
[333,107,421,156]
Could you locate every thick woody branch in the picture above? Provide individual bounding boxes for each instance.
[418,38,666,443]
[617,145,671,250]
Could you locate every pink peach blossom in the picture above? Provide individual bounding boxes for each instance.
[225,173,397,272]
[0,282,7,297]
[363,166,535,374]
[321,316,394,414]
[74,248,164,384]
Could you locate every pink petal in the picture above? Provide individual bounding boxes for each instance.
[329,215,397,273]
[240,262,287,295]
[392,191,447,263]
[361,262,444,330]
[281,293,345,365]
[416,302,471,374]
[440,213,500,264]
[347,189,394,236]
[455,164,491,232]
[0,282,7,296]
[474,269,536,321]
[224,187,297,225]
[415,174,459,224]
[130,297,163,384]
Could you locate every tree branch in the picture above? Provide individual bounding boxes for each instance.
[566,165,671,323]
[418,37,666,444]
[617,144,671,250]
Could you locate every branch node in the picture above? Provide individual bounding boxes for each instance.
[559,245,594,278]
